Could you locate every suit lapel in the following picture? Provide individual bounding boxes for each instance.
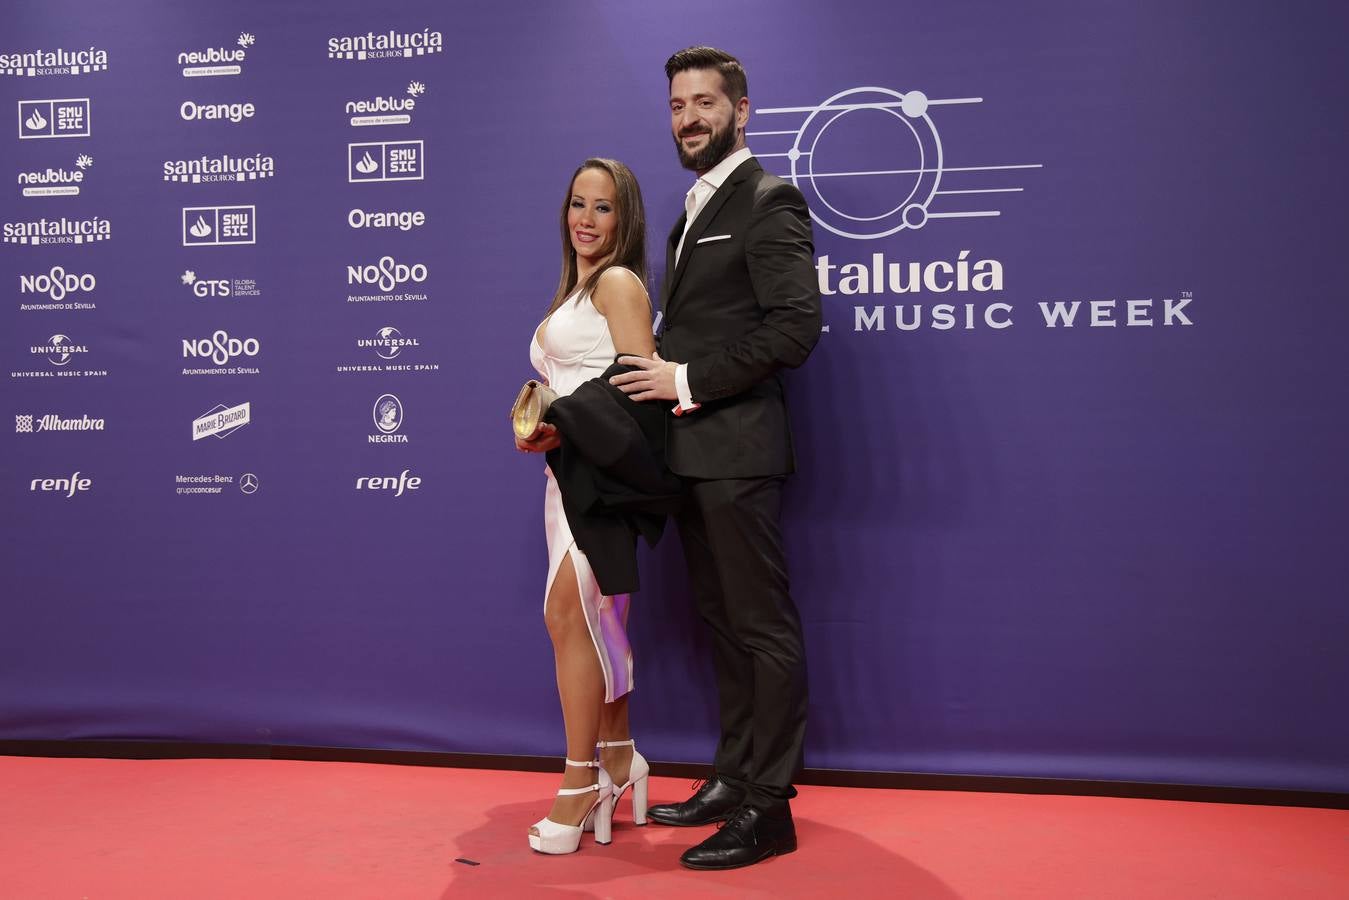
[665,158,760,314]
[660,214,684,315]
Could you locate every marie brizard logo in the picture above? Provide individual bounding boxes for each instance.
[18,98,90,138]
[183,206,255,246]
[1,46,108,77]
[192,401,250,441]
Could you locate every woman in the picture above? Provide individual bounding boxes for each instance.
[517,158,654,854]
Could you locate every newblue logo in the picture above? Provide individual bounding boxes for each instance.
[179,32,253,77]
[348,140,423,183]
[18,154,92,197]
[183,206,255,247]
[18,98,89,138]
[347,81,425,127]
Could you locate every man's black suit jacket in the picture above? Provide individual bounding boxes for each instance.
[658,157,822,480]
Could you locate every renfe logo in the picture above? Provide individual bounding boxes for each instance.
[356,469,421,496]
[348,140,423,182]
[30,471,91,497]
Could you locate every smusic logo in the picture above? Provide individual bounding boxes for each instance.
[347,80,425,126]
[328,28,443,61]
[1,46,107,77]
[164,152,275,184]
[370,393,408,443]
[348,140,423,182]
[3,215,109,245]
[18,98,90,138]
[192,401,250,440]
[18,154,92,196]
[179,32,254,77]
[183,206,255,246]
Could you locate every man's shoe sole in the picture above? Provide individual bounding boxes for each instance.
[645,812,732,827]
[677,839,798,870]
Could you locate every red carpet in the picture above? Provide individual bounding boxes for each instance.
[0,756,1344,898]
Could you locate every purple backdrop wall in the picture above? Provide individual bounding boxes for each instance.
[3,0,1347,792]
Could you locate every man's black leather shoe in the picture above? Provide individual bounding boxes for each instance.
[679,804,797,870]
[646,776,747,827]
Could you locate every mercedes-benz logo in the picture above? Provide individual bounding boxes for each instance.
[239,472,258,495]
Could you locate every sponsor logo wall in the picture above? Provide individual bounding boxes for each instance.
[2,3,1340,796]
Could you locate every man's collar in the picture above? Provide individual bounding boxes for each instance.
[696,146,754,190]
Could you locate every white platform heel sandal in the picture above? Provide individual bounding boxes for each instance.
[528,759,615,854]
[597,739,651,826]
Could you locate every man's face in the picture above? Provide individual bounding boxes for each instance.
[669,68,743,172]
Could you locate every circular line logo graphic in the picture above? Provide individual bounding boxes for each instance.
[239,472,258,494]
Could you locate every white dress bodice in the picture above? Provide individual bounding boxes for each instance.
[530,286,616,398]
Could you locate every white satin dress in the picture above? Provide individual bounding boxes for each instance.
[530,276,638,702]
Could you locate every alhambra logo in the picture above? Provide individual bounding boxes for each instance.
[16,413,105,433]
[0,46,107,77]
[164,153,275,184]
[18,154,92,197]
[179,32,254,77]
[327,28,442,61]
[3,216,109,245]
[347,81,425,127]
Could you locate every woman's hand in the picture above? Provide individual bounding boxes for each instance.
[515,422,560,453]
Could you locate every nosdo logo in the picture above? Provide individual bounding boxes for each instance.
[347,80,425,127]
[164,152,274,184]
[18,98,90,139]
[31,333,87,366]
[29,471,91,497]
[348,208,425,231]
[180,100,255,123]
[182,329,260,366]
[179,32,254,78]
[3,216,110,245]
[347,256,427,292]
[18,153,92,196]
[183,206,255,247]
[21,267,96,301]
[356,469,421,496]
[1,46,107,77]
[328,29,442,61]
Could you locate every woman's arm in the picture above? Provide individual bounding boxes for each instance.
[591,267,656,358]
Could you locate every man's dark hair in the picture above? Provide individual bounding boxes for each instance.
[664,46,748,104]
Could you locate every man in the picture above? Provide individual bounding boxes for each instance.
[610,46,821,870]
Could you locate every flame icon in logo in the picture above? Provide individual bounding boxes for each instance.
[24,109,48,132]
[355,151,379,175]
[189,216,213,238]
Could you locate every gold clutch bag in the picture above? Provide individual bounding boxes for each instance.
[511,379,558,440]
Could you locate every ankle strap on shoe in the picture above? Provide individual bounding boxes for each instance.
[565,758,599,768]
[595,739,634,749]
[555,782,602,797]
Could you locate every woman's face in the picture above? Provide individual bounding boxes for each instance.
[567,167,619,266]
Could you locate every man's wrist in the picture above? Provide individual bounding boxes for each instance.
[674,363,700,412]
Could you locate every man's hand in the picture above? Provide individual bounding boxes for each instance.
[609,352,679,402]
[515,422,560,453]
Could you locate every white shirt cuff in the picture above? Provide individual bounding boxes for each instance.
[674,363,700,413]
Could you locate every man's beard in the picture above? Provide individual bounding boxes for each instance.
[674,118,738,172]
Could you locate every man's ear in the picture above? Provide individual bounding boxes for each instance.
[736,96,751,129]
